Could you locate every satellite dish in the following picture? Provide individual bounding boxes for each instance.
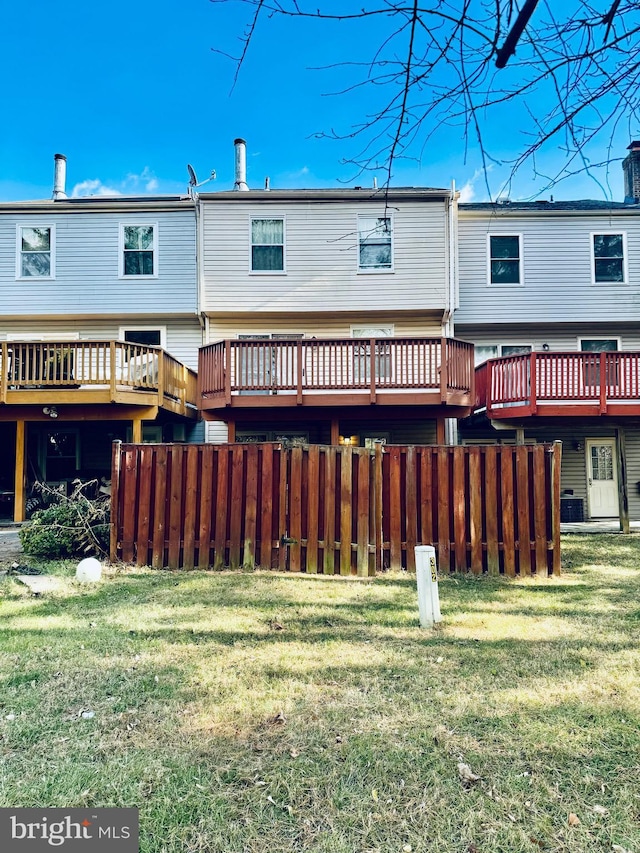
[187,164,198,187]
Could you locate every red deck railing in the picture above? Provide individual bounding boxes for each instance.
[476,351,640,417]
[198,337,475,407]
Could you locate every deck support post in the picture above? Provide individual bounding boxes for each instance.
[132,418,142,444]
[14,420,26,523]
[515,428,525,446]
[330,419,339,446]
[616,427,630,534]
[436,418,445,445]
[227,421,236,443]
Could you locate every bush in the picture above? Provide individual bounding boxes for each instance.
[19,481,110,559]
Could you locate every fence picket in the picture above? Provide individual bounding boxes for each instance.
[306,445,320,573]
[182,446,198,570]
[198,446,214,568]
[357,449,370,576]
[419,447,433,547]
[136,446,153,567]
[260,444,274,569]
[501,448,516,577]
[453,446,466,572]
[533,445,548,573]
[340,447,353,575]
[437,447,451,571]
[290,446,303,572]
[151,446,168,568]
[324,447,337,574]
[389,446,402,570]
[516,446,532,576]
[213,448,229,570]
[122,447,138,563]
[468,447,482,574]
[229,445,244,570]
[243,444,258,570]
[405,447,417,572]
[484,446,499,575]
[167,446,184,569]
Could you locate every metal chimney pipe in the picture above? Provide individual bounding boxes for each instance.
[234,138,249,191]
[53,153,67,200]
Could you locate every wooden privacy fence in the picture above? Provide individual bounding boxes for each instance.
[111,442,561,576]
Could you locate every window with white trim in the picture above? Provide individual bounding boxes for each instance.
[592,234,625,283]
[251,218,285,271]
[121,224,156,276]
[358,216,393,270]
[488,235,521,285]
[17,226,54,278]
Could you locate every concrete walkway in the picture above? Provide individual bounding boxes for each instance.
[0,525,23,567]
[561,520,640,534]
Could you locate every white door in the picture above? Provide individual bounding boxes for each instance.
[586,439,619,518]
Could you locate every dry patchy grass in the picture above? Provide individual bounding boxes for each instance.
[0,535,639,852]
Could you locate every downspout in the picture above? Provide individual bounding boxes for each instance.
[443,181,458,337]
[444,182,460,445]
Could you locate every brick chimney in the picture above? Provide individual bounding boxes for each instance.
[623,141,640,203]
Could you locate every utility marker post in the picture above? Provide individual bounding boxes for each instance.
[415,545,442,628]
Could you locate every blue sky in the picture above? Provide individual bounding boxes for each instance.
[0,0,634,203]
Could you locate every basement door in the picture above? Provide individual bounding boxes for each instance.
[586,438,619,518]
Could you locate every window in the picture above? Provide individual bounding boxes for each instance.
[42,430,79,481]
[121,224,156,276]
[488,235,521,285]
[251,218,285,271]
[358,216,392,270]
[17,226,54,278]
[352,326,393,382]
[592,233,625,283]
[501,344,532,357]
[580,338,619,387]
[120,327,166,348]
[474,344,531,366]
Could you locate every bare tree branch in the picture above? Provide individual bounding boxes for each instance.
[209,0,640,195]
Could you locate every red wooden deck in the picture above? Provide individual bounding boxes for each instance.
[476,351,640,418]
[198,337,475,411]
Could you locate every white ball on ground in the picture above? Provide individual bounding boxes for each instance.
[75,557,102,583]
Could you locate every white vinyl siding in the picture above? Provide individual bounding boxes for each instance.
[0,209,195,316]
[457,326,640,354]
[206,314,443,343]
[457,211,640,324]
[201,199,450,313]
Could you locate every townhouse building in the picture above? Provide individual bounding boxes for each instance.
[457,142,640,525]
[197,140,473,449]
[0,156,201,521]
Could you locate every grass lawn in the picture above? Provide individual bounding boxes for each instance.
[1,536,639,853]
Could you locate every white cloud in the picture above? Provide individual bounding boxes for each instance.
[458,166,493,202]
[125,166,159,193]
[71,166,163,198]
[71,179,122,198]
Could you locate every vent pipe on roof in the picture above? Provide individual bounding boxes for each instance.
[234,138,249,191]
[623,140,640,203]
[53,153,67,200]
